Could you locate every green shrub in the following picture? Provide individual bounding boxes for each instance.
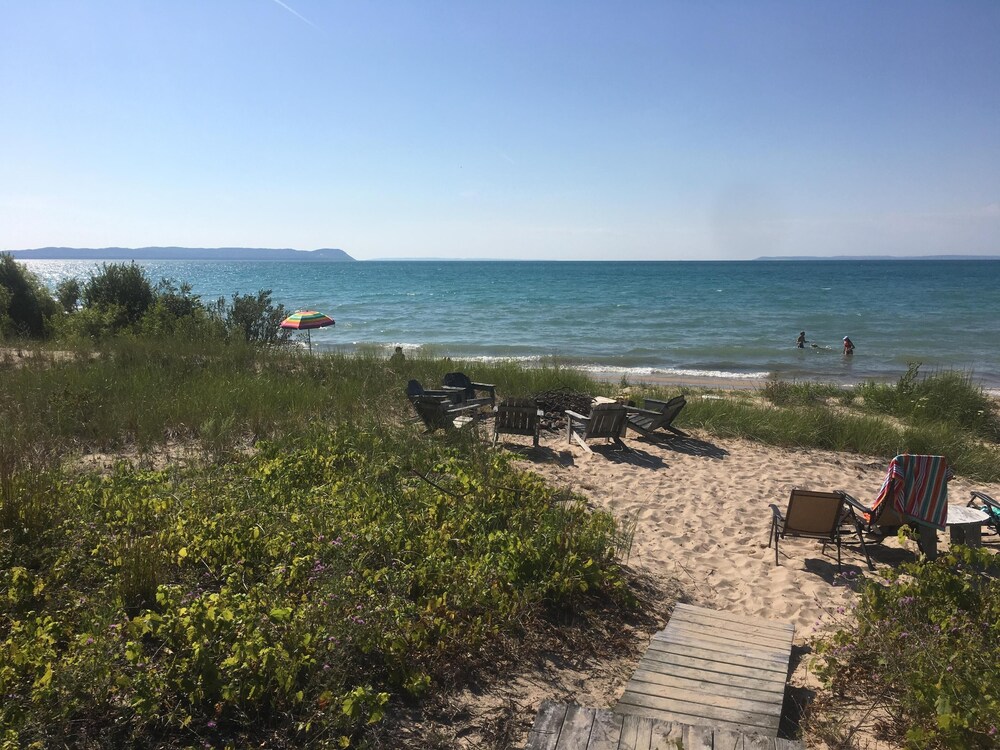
[221,289,290,345]
[813,546,1000,748]
[81,262,156,328]
[0,253,57,339]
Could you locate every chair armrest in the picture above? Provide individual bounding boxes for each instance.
[447,402,484,415]
[970,491,999,510]
[627,406,662,417]
[564,410,589,420]
[643,398,668,410]
[470,381,496,390]
[837,491,871,515]
[769,503,784,521]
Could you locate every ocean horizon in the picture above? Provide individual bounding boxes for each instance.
[22,258,1000,389]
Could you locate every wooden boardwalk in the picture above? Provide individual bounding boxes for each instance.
[525,701,804,749]
[614,604,795,737]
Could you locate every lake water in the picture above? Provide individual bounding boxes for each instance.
[22,258,1000,388]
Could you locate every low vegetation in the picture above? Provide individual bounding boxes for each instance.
[810,546,1000,749]
[4,253,1000,748]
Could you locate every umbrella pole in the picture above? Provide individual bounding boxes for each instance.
[307,329,312,354]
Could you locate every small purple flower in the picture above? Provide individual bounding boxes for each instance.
[206,720,217,729]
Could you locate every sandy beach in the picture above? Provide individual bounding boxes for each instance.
[464,421,1000,748]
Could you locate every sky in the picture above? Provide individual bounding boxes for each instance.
[1,1,998,261]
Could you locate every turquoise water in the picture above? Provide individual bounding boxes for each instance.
[22,259,1000,388]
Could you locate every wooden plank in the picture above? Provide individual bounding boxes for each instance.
[714,729,745,749]
[620,682,781,729]
[669,608,792,640]
[666,615,795,651]
[649,719,684,750]
[671,604,794,634]
[627,669,785,707]
[682,723,714,750]
[615,701,774,737]
[618,714,642,750]
[743,734,775,750]
[629,662,785,697]
[644,638,791,674]
[774,739,804,749]
[637,649,789,687]
[617,691,778,734]
[588,709,624,750]
[526,700,567,750]
[651,630,791,664]
[555,704,596,750]
[670,606,794,636]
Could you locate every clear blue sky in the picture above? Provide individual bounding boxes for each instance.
[2,1,998,260]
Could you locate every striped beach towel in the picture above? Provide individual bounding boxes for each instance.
[868,454,952,531]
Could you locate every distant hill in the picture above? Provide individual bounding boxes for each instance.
[7,247,355,262]
[755,255,1000,261]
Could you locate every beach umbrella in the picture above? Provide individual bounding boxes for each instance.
[280,310,335,354]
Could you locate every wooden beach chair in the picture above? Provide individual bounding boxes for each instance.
[768,488,874,571]
[565,403,629,453]
[493,398,544,448]
[409,397,483,433]
[626,395,687,439]
[442,372,496,407]
[406,379,465,405]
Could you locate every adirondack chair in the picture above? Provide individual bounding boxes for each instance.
[565,403,630,453]
[410,396,482,433]
[768,488,874,571]
[493,398,544,448]
[442,372,497,407]
[626,395,687,439]
[406,379,465,405]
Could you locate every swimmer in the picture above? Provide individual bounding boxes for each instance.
[796,331,806,348]
[843,336,855,356]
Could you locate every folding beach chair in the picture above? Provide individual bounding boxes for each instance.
[768,488,874,571]
[969,491,1000,536]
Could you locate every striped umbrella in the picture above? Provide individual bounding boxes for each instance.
[280,310,335,354]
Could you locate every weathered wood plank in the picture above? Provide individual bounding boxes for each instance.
[627,669,785,707]
[629,663,785,697]
[555,704,597,750]
[713,729,746,749]
[743,734,775,750]
[672,603,794,633]
[682,723,714,750]
[774,739,804,749]
[650,630,791,664]
[619,683,783,724]
[588,709,624,750]
[665,616,795,651]
[617,691,778,734]
[643,638,790,674]
[649,719,684,750]
[637,648,789,687]
[525,700,567,750]
[615,700,775,737]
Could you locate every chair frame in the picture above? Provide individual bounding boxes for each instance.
[969,491,1000,536]
[565,403,630,453]
[442,372,497,407]
[768,488,874,571]
[493,398,544,448]
[626,396,687,439]
[409,396,483,433]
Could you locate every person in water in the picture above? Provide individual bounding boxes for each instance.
[796,331,806,348]
[843,336,855,356]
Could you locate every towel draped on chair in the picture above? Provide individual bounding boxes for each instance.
[867,454,952,531]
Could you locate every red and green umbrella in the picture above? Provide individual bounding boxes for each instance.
[280,310,335,353]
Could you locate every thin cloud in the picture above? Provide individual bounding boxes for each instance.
[267,0,323,32]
